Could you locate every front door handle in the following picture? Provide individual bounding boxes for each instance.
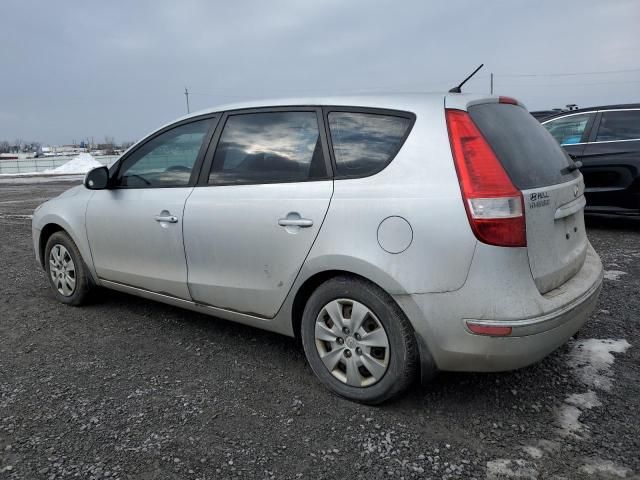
[155,213,178,223]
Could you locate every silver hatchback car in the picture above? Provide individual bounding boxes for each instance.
[32,93,603,403]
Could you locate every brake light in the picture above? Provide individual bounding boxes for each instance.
[498,96,518,105]
[445,109,526,247]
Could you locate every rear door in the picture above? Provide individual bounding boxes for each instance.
[578,109,640,211]
[183,108,333,318]
[468,102,587,293]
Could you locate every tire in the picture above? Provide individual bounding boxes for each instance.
[44,231,93,306]
[301,275,419,404]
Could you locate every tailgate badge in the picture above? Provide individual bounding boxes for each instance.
[574,185,579,197]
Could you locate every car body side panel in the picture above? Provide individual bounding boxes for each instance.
[579,139,640,211]
[31,185,99,283]
[302,103,477,296]
[86,188,194,299]
[184,181,334,318]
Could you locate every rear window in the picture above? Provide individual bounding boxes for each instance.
[595,110,640,141]
[328,112,412,177]
[468,103,578,190]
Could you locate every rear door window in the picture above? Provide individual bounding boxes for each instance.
[542,113,595,145]
[328,111,413,177]
[209,111,327,184]
[469,103,578,189]
[595,110,640,141]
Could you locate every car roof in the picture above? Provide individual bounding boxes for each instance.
[125,92,499,156]
[539,103,640,121]
[175,92,448,120]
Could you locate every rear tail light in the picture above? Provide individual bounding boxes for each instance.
[445,109,526,247]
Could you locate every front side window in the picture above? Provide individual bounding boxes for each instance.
[595,110,640,142]
[209,111,326,184]
[328,112,412,177]
[115,119,213,188]
[543,114,593,145]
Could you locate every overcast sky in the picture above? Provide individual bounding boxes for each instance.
[2,0,639,145]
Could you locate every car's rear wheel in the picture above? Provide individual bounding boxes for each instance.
[45,231,93,305]
[301,276,419,404]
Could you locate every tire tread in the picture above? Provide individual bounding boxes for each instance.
[301,275,421,404]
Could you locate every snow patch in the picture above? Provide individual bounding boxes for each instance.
[604,270,627,281]
[486,459,538,479]
[521,446,543,459]
[536,440,560,454]
[565,391,602,409]
[43,153,102,174]
[580,458,632,478]
[566,339,631,391]
[556,404,585,436]
[556,404,588,437]
[555,339,630,438]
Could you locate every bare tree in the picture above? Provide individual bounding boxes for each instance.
[0,141,10,153]
[12,138,23,153]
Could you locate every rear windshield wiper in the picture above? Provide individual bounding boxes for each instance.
[562,154,582,174]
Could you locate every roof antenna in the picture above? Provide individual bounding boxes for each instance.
[449,64,484,93]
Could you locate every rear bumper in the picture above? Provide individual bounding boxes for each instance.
[395,242,603,373]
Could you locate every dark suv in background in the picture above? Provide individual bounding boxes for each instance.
[539,104,640,215]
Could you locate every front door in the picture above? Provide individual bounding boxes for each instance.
[183,109,333,317]
[86,117,216,299]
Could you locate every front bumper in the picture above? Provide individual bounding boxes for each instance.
[396,243,603,373]
[32,224,42,267]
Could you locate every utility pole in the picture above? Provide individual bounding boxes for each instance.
[184,87,190,114]
[490,73,494,95]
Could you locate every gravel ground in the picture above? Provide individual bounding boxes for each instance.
[1,179,638,480]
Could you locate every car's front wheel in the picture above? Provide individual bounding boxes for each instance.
[301,276,420,404]
[45,231,93,305]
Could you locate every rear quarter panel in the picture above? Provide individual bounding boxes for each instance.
[301,97,477,295]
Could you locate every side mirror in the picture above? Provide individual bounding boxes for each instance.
[84,166,109,190]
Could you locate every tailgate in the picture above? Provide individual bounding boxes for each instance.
[522,177,588,293]
[468,101,587,293]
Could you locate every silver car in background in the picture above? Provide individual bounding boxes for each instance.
[32,93,603,403]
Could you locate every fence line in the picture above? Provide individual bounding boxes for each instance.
[0,155,120,175]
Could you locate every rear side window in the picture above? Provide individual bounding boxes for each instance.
[595,110,640,141]
[469,103,578,190]
[328,112,412,177]
[543,113,594,145]
[209,111,326,184]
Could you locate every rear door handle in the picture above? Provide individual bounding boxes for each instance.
[155,214,178,223]
[278,218,313,228]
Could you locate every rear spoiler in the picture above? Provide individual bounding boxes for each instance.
[445,95,527,112]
